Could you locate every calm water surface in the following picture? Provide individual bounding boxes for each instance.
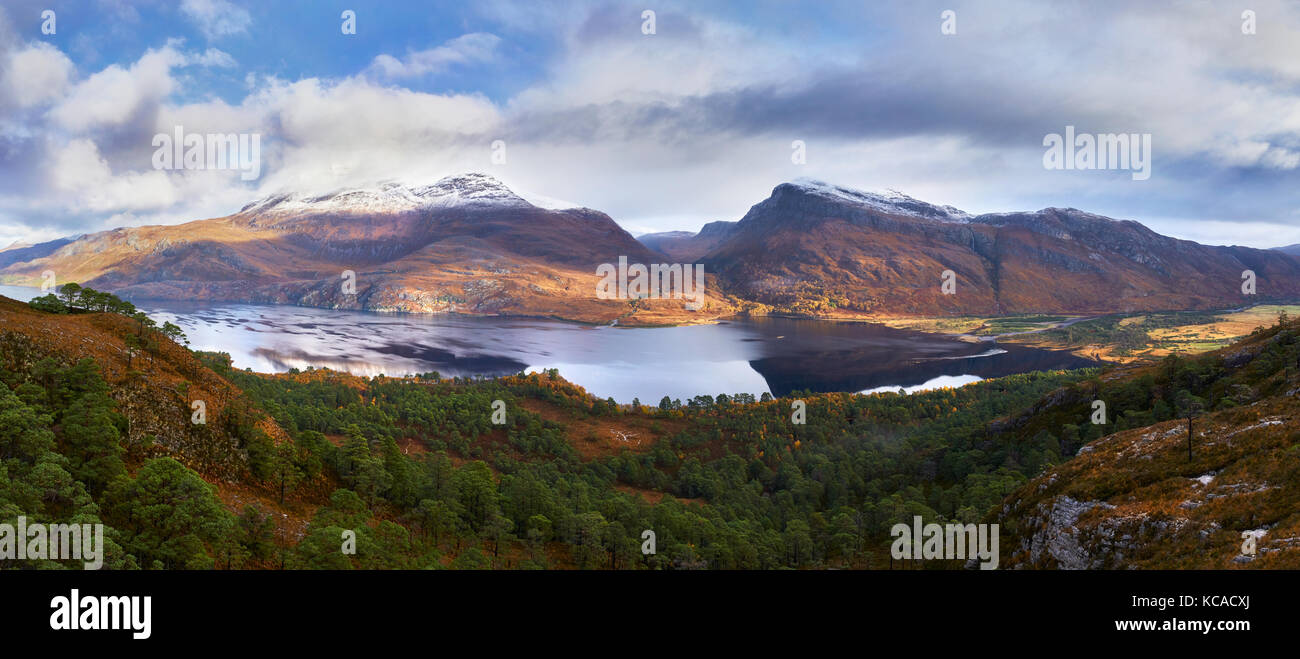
[1,285,1095,402]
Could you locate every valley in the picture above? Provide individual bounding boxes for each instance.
[5,285,1299,570]
[875,305,1300,364]
[4,174,1300,571]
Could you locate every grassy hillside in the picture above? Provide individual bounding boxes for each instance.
[994,314,1300,568]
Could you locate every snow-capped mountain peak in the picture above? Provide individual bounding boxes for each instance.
[409,173,531,208]
[785,178,972,222]
[241,173,540,215]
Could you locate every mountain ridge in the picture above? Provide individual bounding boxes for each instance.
[0,174,733,326]
[702,180,1300,317]
[4,175,1298,324]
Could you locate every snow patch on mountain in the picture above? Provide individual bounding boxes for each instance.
[241,173,557,215]
[788,178,972,222]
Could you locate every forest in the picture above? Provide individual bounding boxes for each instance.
[6,290,1296,569]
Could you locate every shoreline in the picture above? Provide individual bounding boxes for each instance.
[4,284,1290,360]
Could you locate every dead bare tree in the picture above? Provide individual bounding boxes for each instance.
[610,429,640,446]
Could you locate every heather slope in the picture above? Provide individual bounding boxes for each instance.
[0,294,285,480]
[992,316,1300,568]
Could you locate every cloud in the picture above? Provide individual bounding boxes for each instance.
[367,33,501,79]
[2,43,75,109]
[49,46,184,133]
[180,0,252,40]
[48,41,238,135]
[190,47,237,68]
[3,0,1300,250]
[49,138,178,212]
[489,0,1300,243]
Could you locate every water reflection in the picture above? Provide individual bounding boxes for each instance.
[0,285,1096,403]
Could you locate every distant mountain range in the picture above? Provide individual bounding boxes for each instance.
[638,221,737,261]
[4,174,1299,323]
[0,236,77,269]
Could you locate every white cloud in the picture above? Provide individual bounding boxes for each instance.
[49,46,184,133]
[367,33,501,79]
[238,76,504,195]
[4,2,1300,250]
[190,47,237,68]
[48,43,240,134]
[3,43,75,109]
[509,11,802,113]
[181,0,252,40]
[49,139,178,212]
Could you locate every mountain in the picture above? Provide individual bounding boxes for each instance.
[636,231,695,258]
[7,175,1298,325]
[0,236,77,269]
[0,174,730,325]
[703,179,1300,317]
[637,221,737,261]
[1273,244,1300,257]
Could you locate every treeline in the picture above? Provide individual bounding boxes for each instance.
[28,282,187,346]
[211,361,1095,568]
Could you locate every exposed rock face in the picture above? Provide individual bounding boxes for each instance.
[1015,496,1116,569]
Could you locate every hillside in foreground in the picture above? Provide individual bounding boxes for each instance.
[6,289,1298,569]
[994,314,1300,568]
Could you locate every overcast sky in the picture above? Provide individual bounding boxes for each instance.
[1,0,1299,248]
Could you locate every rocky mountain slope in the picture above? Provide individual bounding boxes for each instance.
[5,175,1299,325]
[0,174,732,326]
[703,179,1300,317]
[0,236,76,269]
